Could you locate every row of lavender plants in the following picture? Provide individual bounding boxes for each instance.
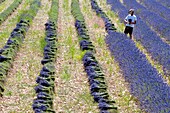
[0,0,41,96]
[0,0,23,25]
[137,0,170,22]
[155,0,170,8]
[105,31,170,113]
[32,0,58,112]
[105,0,170,112]
[91,0,116,33]
[71,0,118,112]
[122,0,170,42]
[108,0,170,76]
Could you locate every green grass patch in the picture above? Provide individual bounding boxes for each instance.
[0,1,8,12]
[68,45,76,59]
[63,0,69,12]
[4,90,12,96]
[78,91,94,104]
[74,50,86,61]
[77,90,99,112]
[27,30,45,52]
[96,35,104,45]
[94,23,100,29]
[39,36,47,52]
[61,66,71,81]
[16,71,23,81]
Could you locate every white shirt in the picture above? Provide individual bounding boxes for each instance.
[125,14,137,28]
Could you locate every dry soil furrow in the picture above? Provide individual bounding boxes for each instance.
[0,0,30,49]
[79,0,145,112]
[0,0,51,112]
[53,0,99,112]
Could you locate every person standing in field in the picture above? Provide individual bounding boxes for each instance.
[124,9,137,39]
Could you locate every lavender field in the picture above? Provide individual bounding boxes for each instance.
[0,0,170,113]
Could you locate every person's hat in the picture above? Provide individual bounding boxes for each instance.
[129,9,134,13]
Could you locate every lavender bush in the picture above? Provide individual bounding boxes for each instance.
[105,31,170,113]
[137,0,170,21]
[155,0,170,8]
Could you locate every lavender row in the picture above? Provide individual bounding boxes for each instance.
[122,0,170,42]
[137,0,170,21]
[83,52,117,113]
[133,19,170,75]
[107,0,170,76]
[107,0,127,22]
[71,0,118,112]
[155,0,170,8]
[0,0,23,25]
[32,0,58,112]
[95,0,170,112]
[72,0,95,51]
[33,62,56,113]
[90,0,116,33]
[0,0,41,97]
[105,31,170,113]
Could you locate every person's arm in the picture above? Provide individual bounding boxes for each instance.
[131,16,137,24]
[124,16,128,24]
[131,20,136,24]
[124,19,128,24]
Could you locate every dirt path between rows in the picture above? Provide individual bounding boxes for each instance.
[53,0,99,112]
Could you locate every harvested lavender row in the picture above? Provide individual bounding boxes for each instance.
[155,0,170,8]
[33,62,56,113]
[107,0,170,76]
[82,52,117,113]
[0,0,41,97]
[32,22,57,113]
[105,31,170,113]
[122,0,170,42]
[0,0,23,25]
[72,0,95,52]
[71,0,118,112]
[32,0,58,113]
[137,0,170,21]
[90,0,116,33]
